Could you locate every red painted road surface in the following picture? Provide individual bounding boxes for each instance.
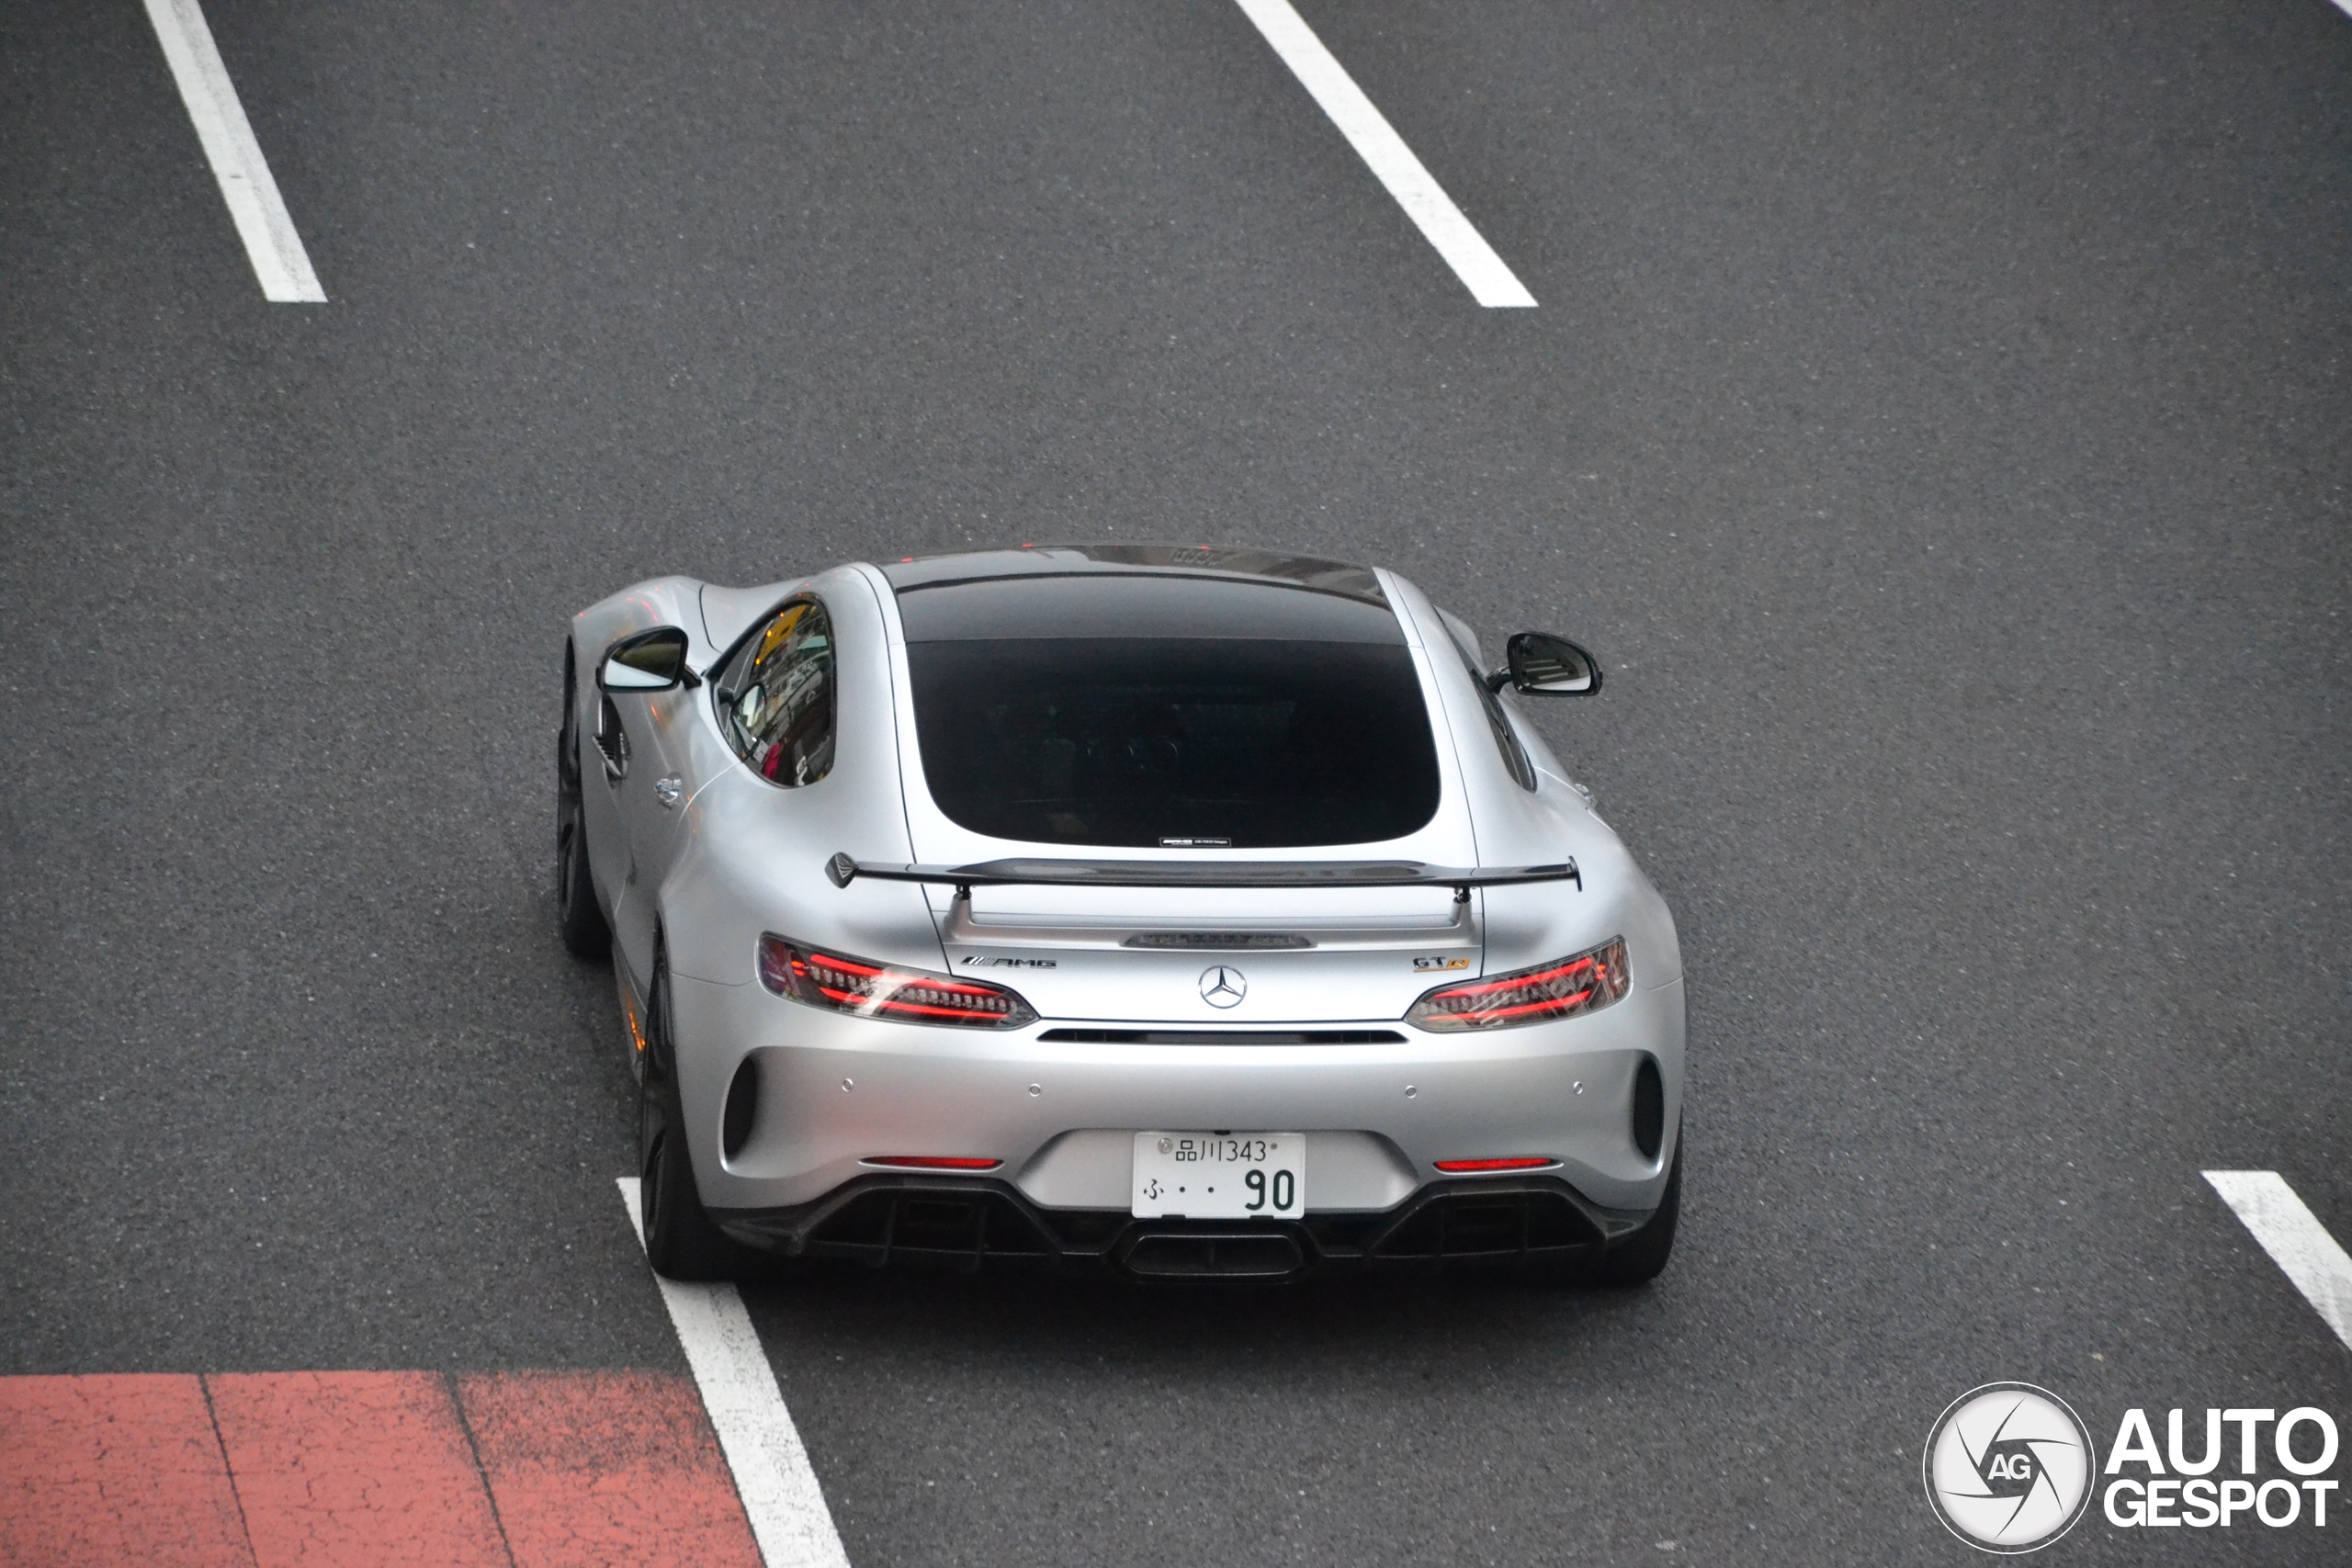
[0,1371,764,1568]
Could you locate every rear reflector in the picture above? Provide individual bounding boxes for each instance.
[861,1156,1003,1171]
[1432,1156,1558,1173]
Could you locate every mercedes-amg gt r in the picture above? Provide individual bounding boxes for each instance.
[558,545,1684,1283]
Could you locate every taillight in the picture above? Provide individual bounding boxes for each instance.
[1405,937,1629,1032]
[757,935,1036,1029]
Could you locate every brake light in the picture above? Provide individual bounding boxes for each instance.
[1405,937,1629,1032]
[757,936,1037,1029]
[1432,1156,1558,1172]
[862,1156,1003,1170]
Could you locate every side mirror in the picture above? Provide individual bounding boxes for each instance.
[1491,632,1601,696]
[598,626,697,693]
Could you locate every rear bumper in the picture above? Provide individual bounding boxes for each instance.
[710,1170,1659,1282]
[673,972,1687,1214]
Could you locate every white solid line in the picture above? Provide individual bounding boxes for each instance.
[1232,0,1535,308]
[617,1179,852,1568]
[141,0,325,302]
[2205,1170,2352,1352]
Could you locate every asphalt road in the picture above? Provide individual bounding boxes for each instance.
[5,1,2348,1562]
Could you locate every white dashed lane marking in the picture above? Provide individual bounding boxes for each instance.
[141,0,325,302]
[2205,1170,2352,1352]
[1233,0,1537,308]
[618,1178,853,1568]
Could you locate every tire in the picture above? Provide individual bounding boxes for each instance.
[638,956,743,1280]
[556,646,611,960]
[1593,1128,1681,1287]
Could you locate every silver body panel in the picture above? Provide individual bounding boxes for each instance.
[568,557,1685,1224]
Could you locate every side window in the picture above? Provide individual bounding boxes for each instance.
[1442,621,1537,792]
[718,598,836,787]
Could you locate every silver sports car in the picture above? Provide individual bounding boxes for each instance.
[559,545,1684,1283]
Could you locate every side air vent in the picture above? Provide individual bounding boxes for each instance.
[722,1057,759,1160]
[594,695,628,773]
[1038,1028,1405,1045]
[1632,1056,1665,1161]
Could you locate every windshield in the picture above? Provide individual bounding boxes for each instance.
[904,638,1442,848]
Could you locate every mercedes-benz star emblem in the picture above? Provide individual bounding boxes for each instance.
[1198,965,1247,1008]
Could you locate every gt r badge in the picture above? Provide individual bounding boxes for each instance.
[1413,956,1471,971]
[1199,965,1247,1008]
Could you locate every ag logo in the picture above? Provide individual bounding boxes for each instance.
[1198,965,1246,1008]
[1923,1383,2094,1553]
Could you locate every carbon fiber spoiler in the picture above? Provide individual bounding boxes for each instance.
[825,853,1580,898]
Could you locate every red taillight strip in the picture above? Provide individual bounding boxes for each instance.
[1434,987,1600,1023]
[798,951,885,978]
[862,1156,1003,1170]
[1425,955,1600,1004]
[813,985,1012,1021]
[799,954,1012,1005]
[1432,1156,1558,1173]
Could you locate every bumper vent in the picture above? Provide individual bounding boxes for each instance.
[1632,1056,1665,1161]
[721,1058,759,1159]
[1358,1189,1602,1262]
[1038,1028,1404,1045]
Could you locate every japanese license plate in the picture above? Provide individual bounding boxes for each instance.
[1131,1132,1305,1220]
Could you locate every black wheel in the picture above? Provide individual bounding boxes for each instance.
[1594,1128,1681,1286]
[638,956,743,1280]
[556,645,611,960]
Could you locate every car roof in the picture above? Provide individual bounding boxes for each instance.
[881,544,1402,644]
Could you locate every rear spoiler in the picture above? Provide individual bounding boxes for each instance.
[826,853,1579,899]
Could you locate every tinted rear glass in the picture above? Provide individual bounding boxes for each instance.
[906,639,1442,848]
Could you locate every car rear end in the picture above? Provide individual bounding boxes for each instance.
[686,547,1683,1280]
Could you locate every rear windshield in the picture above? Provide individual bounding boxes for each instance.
[905,639,1442,848]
